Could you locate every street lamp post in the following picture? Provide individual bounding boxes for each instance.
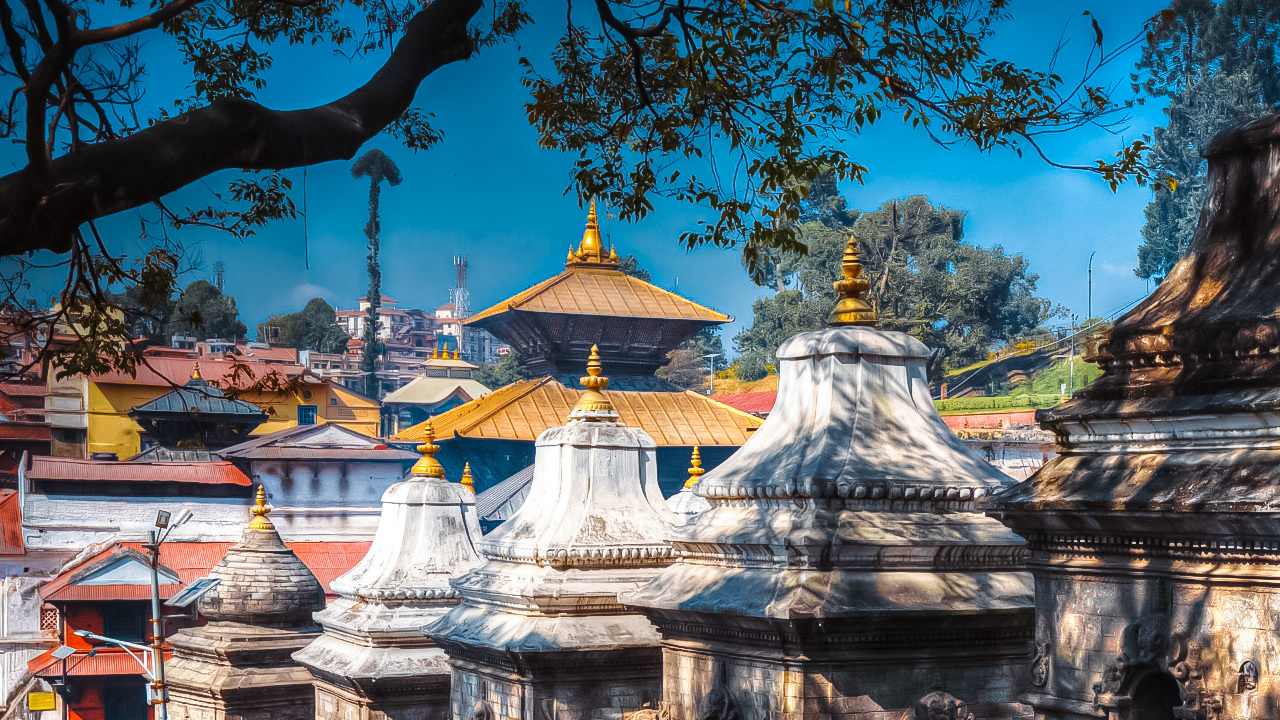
[141,508,191,720]
[703,354,721,396]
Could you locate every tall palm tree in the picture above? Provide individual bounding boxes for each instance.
[351,149,402,399]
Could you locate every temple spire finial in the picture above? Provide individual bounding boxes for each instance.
[684,446,705,489]
[570,345,617,420]
[567,200,619,268]
[248,485,274,530]
[828,233,878,328]
[412,419,446,479]
[461,462,474,493]
[192,362,202,380]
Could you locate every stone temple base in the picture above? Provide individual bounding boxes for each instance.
[646,612,1034,720]
[445,647,663,720]
[314,676,452,720]
[166,623,319,720]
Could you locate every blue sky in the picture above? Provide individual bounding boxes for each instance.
[6,0,1173,353]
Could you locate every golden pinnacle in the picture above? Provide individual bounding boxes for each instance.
[248,485,274,530]
[461,462,475,493]
[192,362,202,380]
[411,419,446,478]
[828,233,878,327]
[684,446,705,489]
[570,345,615,418]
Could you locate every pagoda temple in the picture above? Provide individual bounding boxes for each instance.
[392,203,762,496]
[127,364,268,460]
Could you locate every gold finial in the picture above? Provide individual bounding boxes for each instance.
[567,246,576,263]
[453,348,460,361]
[411,419,446,478]
[248,486,274,530]
[609,245,618,262]
[461,462,474,493]
[684,446,705,489]
[432,347,439,359]
[828,233,878,327]
[566,201,620,268]
[570,345,616,419]
[192,363,201,380]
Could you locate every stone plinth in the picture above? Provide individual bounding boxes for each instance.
[167,489,324,720]
[988,114,1280,720]
[429,351,677,720]
[295,431,484,720]
[623,319,1034,720]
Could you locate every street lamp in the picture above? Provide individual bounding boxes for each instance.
[1087,251,1097,322]
[140,508,192,720]
[703,354,721,396]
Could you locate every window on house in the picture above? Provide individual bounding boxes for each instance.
[102,602,146,643]
[39,605,59,635]
[298,405,318,425]
[102,678,146,720]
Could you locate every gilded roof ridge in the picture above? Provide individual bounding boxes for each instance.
[465,270,580,325]
[392,377,558,441]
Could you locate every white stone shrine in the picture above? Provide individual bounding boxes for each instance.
[429,346,677,720]
[623,236,1035,720]
[295,421,484,720]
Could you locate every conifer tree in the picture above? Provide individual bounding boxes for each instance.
[351,149,403,398]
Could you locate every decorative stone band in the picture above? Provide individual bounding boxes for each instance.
[1024,532,1280,564]
[647,617,1031,651]
[478,543,675,569]
[670,540,1029,570]
[337,585,462,602]
[700,480,992,502]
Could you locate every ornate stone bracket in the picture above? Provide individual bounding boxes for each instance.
[1030,640,1051,689]
[698,685,741,720]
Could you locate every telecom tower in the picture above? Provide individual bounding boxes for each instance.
[451,256,469,359]
[213,262,225,293]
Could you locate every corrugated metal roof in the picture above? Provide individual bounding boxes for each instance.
[128,377,268,418]
[40,540,372,603]
[219,424,418,461]
[28,457,252,486]
[391,377,761,446]
[127,447,220,462]
[382,375,491,406]
[467,266,731,324]
[475,464,534,520]
[0,490,23,554]
[0,421,52,441]
[93,357,308,387]
[31,649,148,677]
[712,391,777,416]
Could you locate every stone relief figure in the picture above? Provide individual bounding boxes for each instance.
[470,700,494,720]
[912,692,975,720]
[698,685,741,720]
[1122,614,1171,666]
[624,702,672,720]
[1030,640,1052,689]
[1237,660,1260,693]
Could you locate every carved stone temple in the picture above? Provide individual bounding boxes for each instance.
[429,346,678,720]
[295,422,484,720]
[622,238,1035,720]
[166,487,325,720]
[987,115,1280,720]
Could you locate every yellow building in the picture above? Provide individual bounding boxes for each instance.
[45,354,381,459]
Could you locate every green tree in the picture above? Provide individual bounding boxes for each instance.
[1135,0,1280,281]
[617,254,651,282]
[472,350,529,389]
[171,280,248,340]
[735,196,1052,380]
[260,298,349,352]
[351,149,402,398]
[0,0,1162,379]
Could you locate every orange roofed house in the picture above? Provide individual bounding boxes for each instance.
[44,348,380,460]
[392,203,762,499]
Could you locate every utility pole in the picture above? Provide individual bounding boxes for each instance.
[1069,315,1078,396]
[145,528,169,720]
[1087,251,1097,321]
[704,354,721,396]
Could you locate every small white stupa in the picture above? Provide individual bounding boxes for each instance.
[294,420,483,720]
[429,346,677,718]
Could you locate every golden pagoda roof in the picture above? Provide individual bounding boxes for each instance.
[466,204,731,325]
[390,377,761,446]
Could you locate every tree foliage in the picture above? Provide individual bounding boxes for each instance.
[472,349,530,389]
[1135,0,1280,281]
[0,0,1167,379]
[258,297,349,352]
[116,278,246,343]
[735,195,1052,380]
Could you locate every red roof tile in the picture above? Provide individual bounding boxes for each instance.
[0,490,23,554]
[711,391,777,416]
[0,421,52,441]
[91,357,308,387]
[28,458,252,486]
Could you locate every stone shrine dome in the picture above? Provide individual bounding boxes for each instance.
[198,486,324,627]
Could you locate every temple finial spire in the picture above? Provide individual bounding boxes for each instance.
[248,485,274,530]
[828,233,878,327]
[567,200,619,268]
[570,345,618,420]
[461,462,475,493]
[411,419,446,478]
[192,362,202,380]
[684,446,705,489]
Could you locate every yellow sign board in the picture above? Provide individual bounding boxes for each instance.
[27,692,56,711]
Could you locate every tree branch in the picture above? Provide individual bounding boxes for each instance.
[69,0,206,46]
[0,0,480,257]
